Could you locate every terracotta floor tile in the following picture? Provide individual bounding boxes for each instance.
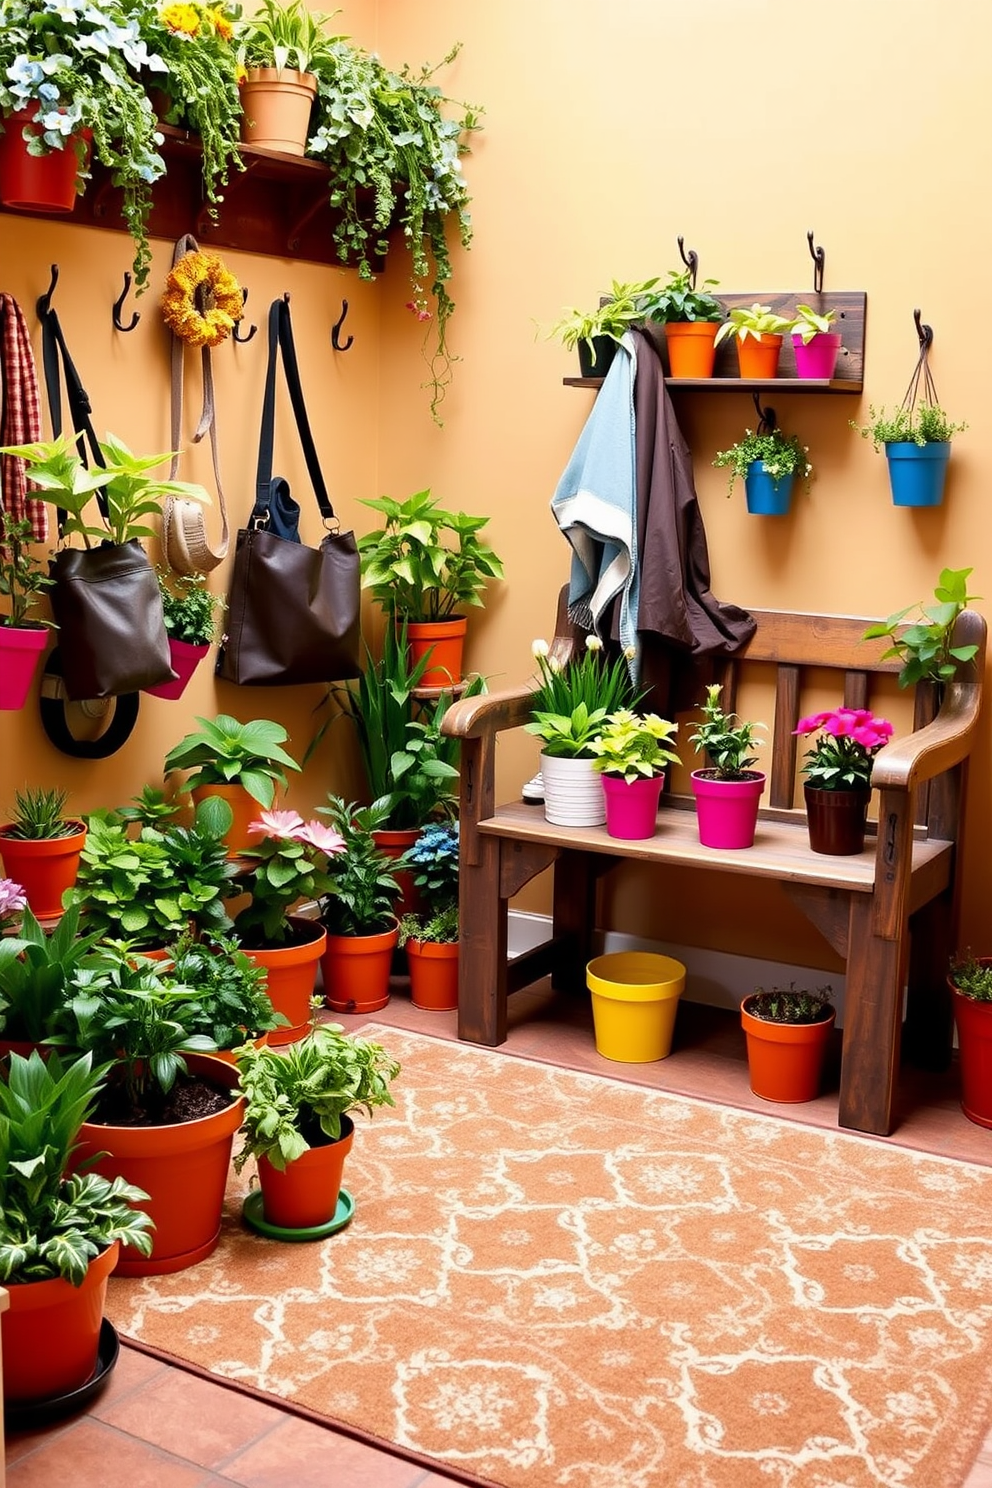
[89,1342,168,1411]
[221,1416,425,1488]
[5,1418,207,1488]
[97,1361,285,1467]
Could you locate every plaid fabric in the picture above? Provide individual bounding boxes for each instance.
[0,294,46,542]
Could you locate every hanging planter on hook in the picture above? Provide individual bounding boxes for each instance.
[851,310,967,508]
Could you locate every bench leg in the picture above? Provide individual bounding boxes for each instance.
[903,893,954,1071]
[551,850,597,994]
[457,835,508,1047]
[838,897,909,1136]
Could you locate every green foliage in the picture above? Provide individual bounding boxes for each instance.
[0,1049,153,1285]
[358,488,503,621]
[711,427,813,497]
[851,403,967,450]
[524,635,639,759]
[862,567,980,688]
[114,786,182,828]
[156,570,224,646]
[589,709,681,784]
[168,932,285,1047]
[548,277,660,357]
[689,684,765,779]
[0,904,103,1043]
[398,901,459,946]
[640,268,724,325]
[0,513,53,628]
[746,984,833,1025]
[713,302,792,347]
[234,1023,401,1171]
[0,433,211,547]
[230,813,339,948]
[164,713,301,808]
[789,304,837,344]
[237,0,342,76]
[949,954,992,1004]
[4,785,76,840]
[316,798,403,937]
[399,821,459,940]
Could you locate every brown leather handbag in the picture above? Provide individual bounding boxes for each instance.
[215,296,360,687]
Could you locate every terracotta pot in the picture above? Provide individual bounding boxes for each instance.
[949,969,992,1128]
[0,625,47,710]
[0,110,89,212]
[406,936,459,1011]
[690,772,765,850]
[321,921,398,1014]
[191,782,260,856]
[405,617,467,689]
[372,827,422,919]
[143,639,209,701]
[257,1116,354,1229]
[601,773,664,840]
[663,321,719,378]
[241,916,327,1043]
[736,333,782,380]
[741,998,836,1102]
[804,784,872,855]
[0,820,86,921]
[74,1053,243,1276]
[239,67,317,156]
[1,1241,119,1404]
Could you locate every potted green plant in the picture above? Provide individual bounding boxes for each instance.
[946,954,992,1128]
[688,684,766,849]
[793,707,893,856]
[234,1022,400,1235]
[236,0,340,154]
[740,984,836,1103]
[145,570,224,702]
[0,786,86,922]
[713,302,793,378]
[711,426,813,515]
[641,268,725,378]
[862,567,980,688]
[358,489,503,686]
[163,713,302,852]
[397,821,460,1011]
[589,709,681,841]
[166,930,286,1057]
[0,902,101,1053]
[523,635,638,827]
[851,403,968,508]
[548,277,660,378]
[0,0,168,284]
[49,947,244,1276]
[789,304,842,379]
[0,513,53,710]
[0,1049,153,1406]
[315,797,405,1017]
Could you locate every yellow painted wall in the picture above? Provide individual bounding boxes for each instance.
[2,0,991,967]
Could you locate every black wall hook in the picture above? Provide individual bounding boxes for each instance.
[331,298,353,351]
[913,307,933,352]
[676,236,698,289]
[37,263,60,318]
[232,287,257,343]
[807,230,825,294]
[112,271,140,332]
[753,391,777,433]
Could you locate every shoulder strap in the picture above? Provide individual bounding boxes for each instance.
[254,295,336,525]
[37,298,107,535]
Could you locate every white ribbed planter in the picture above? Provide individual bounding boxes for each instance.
[540,752,606,827]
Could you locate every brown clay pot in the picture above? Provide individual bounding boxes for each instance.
[804,785,872,856]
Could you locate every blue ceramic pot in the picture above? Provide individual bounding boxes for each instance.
[885,441,950,507]
[744,461,794,516]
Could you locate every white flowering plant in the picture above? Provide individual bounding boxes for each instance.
[711,427,813,497]
[0,0,168,286]
[524,635,639,759]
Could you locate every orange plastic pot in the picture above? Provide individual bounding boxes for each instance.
[406,937,459,1011]
[242,917,327,1043]
[0,110,89,212]
[74,1053,244,1276]
[1,1241,119,1404]
[0,820,86,921]
[239,68,317,155]
[257,1116,354,1229]
[191,783,261,856]
[663,321,719,378]
[950,969,992,1128]
[405,617,468,689]
[321,922,398,1014]
[741,998,836,1102]
[736,333,783,379]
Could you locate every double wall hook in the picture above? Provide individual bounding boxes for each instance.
[112,271,140,332]
[753,391,777,433]
[913,307,933,352]
[676,236,698,289]
[37,263,60,318]
[232,287,257,344]
[807,230,825,294]
[331,299,353,352]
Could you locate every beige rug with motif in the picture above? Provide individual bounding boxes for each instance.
[105,1026,992,1488]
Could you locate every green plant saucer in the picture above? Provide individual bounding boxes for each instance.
[241,1187,354,1242]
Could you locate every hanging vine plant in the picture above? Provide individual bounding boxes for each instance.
[306,39,482,423]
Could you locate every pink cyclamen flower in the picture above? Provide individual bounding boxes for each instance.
[296,820,347,856]
[247,808,306,841]
[794,711,834,735]
[0,877,27,924]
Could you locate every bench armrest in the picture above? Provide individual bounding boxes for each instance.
[441,680,540,741]
[871,680,983,793]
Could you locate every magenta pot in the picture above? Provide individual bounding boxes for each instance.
[601,773,664,840]
[792,332,842,380]
[143,639,209,700]
[691,770,765,849]
[0,625,47,710]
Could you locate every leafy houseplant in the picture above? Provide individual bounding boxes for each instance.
[358,488,504,624]
[0,512,52,628]
[398,821,460,944]
[688,684,766,850]
[230,808,344,949]
[689,685,764,779]
[947,954,992,1129]
[525,635,638,761]
[0,786,86,921]
[794,708,893,791]
[590,710,680,784]
[2,785,78,841]
[862,567,980,688]
[164,713,302,851]
[788,305,842,380]
[714,303,792,379]
[316,799,403,938]
[741,983,836,1103]
[711,427,813,511]
[235,0,337,156]
[852,403,968,509]
[156,569,224,646]
[641,268,725,378]
[0,0,168,285]
[548,277,659,375]
[789,304,838,344]
[0,902,102,1044]
[167,931,284,1051]
[851,404,968,451]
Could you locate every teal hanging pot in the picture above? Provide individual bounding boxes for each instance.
[744,461,793,516]
[885,441,950,507]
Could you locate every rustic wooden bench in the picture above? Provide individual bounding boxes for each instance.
[441,596,986,1137]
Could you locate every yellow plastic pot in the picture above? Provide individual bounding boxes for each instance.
[586,952,686,1063]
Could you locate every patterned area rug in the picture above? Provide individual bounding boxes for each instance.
[105,1026,992,1488]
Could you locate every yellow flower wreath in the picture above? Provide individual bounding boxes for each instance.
[161,251,244,348]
